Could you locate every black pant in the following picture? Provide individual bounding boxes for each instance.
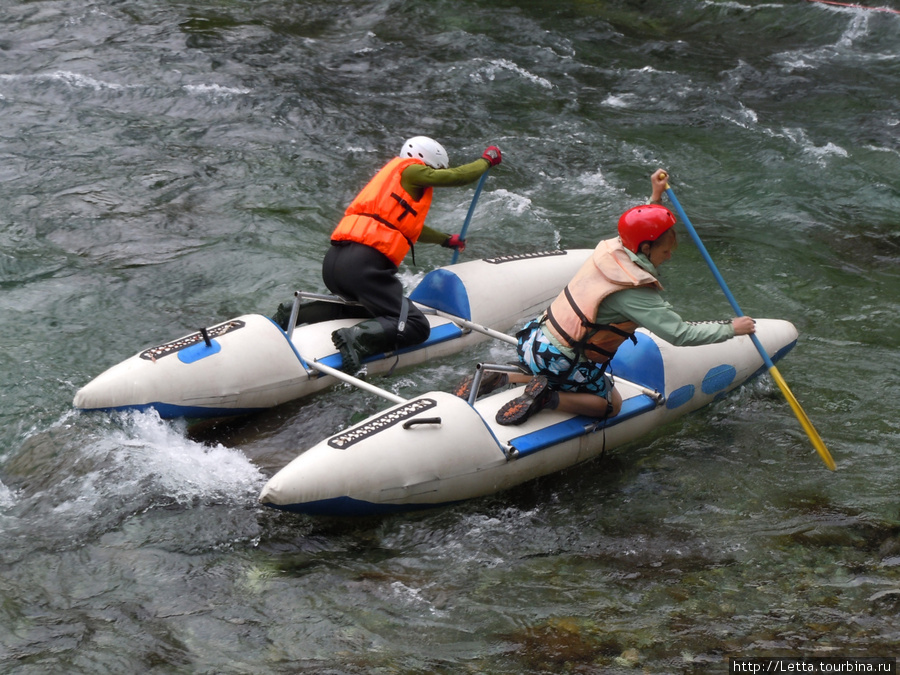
[322,242,430,348]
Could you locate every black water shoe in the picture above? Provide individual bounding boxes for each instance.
[331,319,390,373]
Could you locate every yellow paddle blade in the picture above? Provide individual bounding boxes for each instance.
[768,365,836,471]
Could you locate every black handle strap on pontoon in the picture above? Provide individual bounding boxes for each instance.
[403,417,442,429]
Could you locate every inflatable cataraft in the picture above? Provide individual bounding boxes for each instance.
[258,318,799,516]
[73,250,594,419]
[72,245,803,517]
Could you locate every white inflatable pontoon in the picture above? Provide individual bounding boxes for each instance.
[73,250,593,419]
[259,318,799,516]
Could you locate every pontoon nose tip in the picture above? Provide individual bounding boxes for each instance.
[72,383,91,409]
[257,479,278,506]
[72,376,110,411]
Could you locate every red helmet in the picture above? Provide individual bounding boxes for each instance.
[617,204,677,253]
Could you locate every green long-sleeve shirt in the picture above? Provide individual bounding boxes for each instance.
[596,247,734,347]
[401,159,491,244]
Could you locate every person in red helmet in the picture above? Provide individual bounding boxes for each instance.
[321,136,502,373]
[468,169,755,426]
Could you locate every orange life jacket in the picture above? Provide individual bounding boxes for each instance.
[545,238,662,364]
[330,157,433,266]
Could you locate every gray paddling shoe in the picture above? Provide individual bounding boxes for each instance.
[495,376,558,426]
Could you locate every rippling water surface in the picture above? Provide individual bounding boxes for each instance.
[1,0,898,672]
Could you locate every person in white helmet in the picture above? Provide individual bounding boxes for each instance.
[321,137,502,373]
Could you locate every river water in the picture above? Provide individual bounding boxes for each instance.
[1,0,898,672]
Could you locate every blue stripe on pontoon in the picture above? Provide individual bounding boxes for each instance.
[509,393,658,458]
[261,496,459,517]
[80,402,267,419]
[319,323,465,371]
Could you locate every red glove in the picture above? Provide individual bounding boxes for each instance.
[444,234,466,252]
[482,146,502,167]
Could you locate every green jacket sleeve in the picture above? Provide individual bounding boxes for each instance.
[401,159,491,189]
[402,159,492,244]
[417,225,450,245]
[598,287,735,346]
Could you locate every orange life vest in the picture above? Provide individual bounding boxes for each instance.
[545,238,662,364]
[330,157,434,266]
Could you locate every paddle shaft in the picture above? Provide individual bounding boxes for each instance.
[664,186,835,471]
[664,188,772,365]
[451,169,490,264]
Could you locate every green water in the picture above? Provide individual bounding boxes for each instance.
[1,0,898,672]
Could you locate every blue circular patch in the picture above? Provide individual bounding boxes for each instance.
[666,384,695,410]
[701,364,737,395]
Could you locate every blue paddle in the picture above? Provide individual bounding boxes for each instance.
[664,179,836,471]
[451,168,490,264]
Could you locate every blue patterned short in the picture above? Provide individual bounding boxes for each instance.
[515,318,613,398]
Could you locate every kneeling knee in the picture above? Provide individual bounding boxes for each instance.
[608,390,623,417]
[396,318,430,348]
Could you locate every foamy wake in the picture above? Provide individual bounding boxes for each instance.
[35,410,268,522]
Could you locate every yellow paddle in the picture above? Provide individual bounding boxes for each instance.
[663,179,836,471]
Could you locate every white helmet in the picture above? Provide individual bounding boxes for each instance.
[399,136,449,169]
